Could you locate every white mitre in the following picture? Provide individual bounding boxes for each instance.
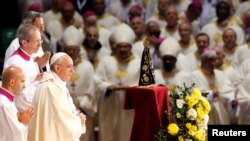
[159,37,181,57]
[62,25,84,46]
[113,23,136,45]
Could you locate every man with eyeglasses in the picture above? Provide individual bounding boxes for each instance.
[4,25,43,113]
[4,11,51,73]
[28,52,86,141]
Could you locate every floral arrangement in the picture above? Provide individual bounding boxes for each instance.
[155,83,211,141]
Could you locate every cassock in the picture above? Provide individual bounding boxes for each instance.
[0,88,26,141]
[4,37,50,71]
[232,43,250,69]
[4,48,40,111]
[28,71,85,141]
[97,13,121,30]
[190,68,234,124]
[179,39,197,55]
[154,69,191,88]
[231,58,250,124]
[95,55,140,141]
[201,20,245,47]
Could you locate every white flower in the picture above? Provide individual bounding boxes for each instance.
[176,112,182,118]
[176,99,185,108]
[198,114,209,130]
[186,108,197,120]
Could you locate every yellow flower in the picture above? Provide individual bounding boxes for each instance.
[191,88,202,99]
[200,97,211,114]
[178,136,184,141]
[186,96,198,108]
[187,124,197,136]
[167,123,179,135]
[195,129,206,141]
[197,107,205,120]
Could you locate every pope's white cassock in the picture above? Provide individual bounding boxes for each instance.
[95,23,140,141]
[61,25,97,141]
[4,48,40,111]
[28,71,85,141]
[231,58,250,124]
[0,88,26,141]
[190,68,234,124]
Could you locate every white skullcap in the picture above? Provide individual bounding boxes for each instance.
[50,52,67,65]
[159,37,181,57]
[200,48,217,60]
[113,23,136,45]
[62,25,84,46]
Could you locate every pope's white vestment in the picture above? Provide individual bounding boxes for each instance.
[95,55,140,141]
[28,71,85,141]
[0,88,26,141]
[66,58,96,141]
[4,48,40,111]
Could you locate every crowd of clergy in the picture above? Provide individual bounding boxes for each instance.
[2,0,250,141]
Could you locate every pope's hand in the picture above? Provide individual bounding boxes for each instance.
[17,106,35,125]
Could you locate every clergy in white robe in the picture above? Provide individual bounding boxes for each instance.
[201,1,245,47]
[46,1,83,41]
[62,26,96,141]
[4,11,51,71]
[178,22,197,55]
[160,6,180,41]
[177,33,210,72]
[80,26,111,69]
[4,25,42,111]
[231,57,250,124]
[190,48,234,124]
[95,23,140,141]
[0,66,34,141]
[146,0,168,28]
[28,53,86,141]
[154,38,190,88]
[92,0,121,30]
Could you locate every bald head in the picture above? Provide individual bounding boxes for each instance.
[2,66,25,95]
[2,66,23,84]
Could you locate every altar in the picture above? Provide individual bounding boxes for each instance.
[124,85,170,141]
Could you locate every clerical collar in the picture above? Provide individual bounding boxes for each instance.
[12,48,31,61]
[0,88,14,102]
